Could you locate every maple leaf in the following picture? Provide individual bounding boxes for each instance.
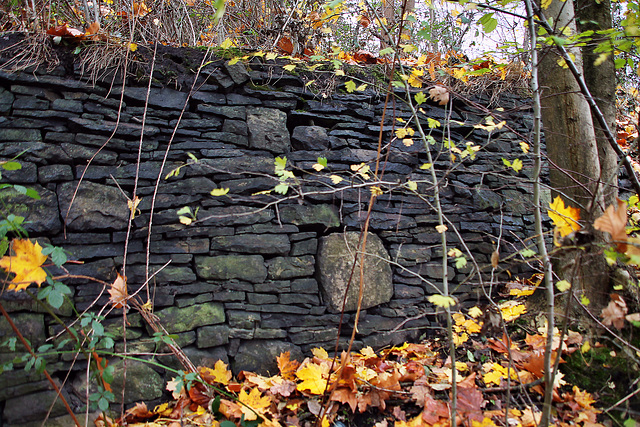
[330,387,358,412]
[108,273,128,308]
[594,198,628,252]
[548,196,581,238]
[277,351,300,381]
[0,239,47,291]
[238,387,271,421]
[601,293,627,329]
[296,363,327,394]
[199,360,232,385]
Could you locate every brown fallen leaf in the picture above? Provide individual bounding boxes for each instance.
[594,198,628,252]
[601,293,627,329]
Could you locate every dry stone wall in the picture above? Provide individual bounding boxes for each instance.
[0,41,542,425]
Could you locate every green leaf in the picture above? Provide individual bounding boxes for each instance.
[25,187,40,200]
[345,80,356,93]
[317,157,327,168]
[455,256,467,269]
[427,118,441,129]
[48,291,64,309]
[479,13,498,33]
[519,248,536,258]
[1,161,21,171]
[274,183,289,195]
[379,47,394,56]
[415,92,427,105]
[274,156,287,171]
[176,206,192,216]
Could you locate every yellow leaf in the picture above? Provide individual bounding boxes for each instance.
[128,42,138,52]
[419,163,432,170]
[330,175,343,184]
[179,216,193,225]
[228,57,241,65]
[556,280,571,292]
[548,196,581,238]
[312,347,329,359]
[238,388,271,421]
[283,63,296,72]
[0,239,47,291]
[371,186,383,197]
[541,0,552,9]
[335,69,345,76]
[435,224,447,233]
[128,195,142,220]
[356,83,368,91]
[312,163,325,171]
[266,52,278,61]
[253,51,265,57]
[199,360,232,385]
[520,141,530,154]
[428,294,456,308]
[296,363,326,394]
[220,38,234,49]
[499,301,526,322]
[210,188,230,196]
[468,306,483,319]
[406,181,417,191]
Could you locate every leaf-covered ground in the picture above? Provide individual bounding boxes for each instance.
[95,288,639,427]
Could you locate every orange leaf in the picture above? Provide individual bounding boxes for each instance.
[86,21,100,35]
[594,198,628,252]
[358,15,371,28]
[0,239,47,291]
[108,273,128,308]
[277,37,294,54]
[330,387,358,412]
[277,351,300,381]
[548,196,581,238]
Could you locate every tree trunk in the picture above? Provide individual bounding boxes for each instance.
[537,0,610,309]
[575,0,618,207]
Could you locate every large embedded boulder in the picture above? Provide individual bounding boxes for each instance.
[316,232,393,312]
[247,107,291,153]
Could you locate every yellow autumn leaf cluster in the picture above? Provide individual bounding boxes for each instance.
[0,239,48,291]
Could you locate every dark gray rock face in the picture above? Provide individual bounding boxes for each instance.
[317,232,393,312]
[247,107,291,153]
[58,181,129,231]
[0,51,542,424]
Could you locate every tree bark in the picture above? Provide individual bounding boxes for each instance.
[575,0,618,207]
[537,0,610,308]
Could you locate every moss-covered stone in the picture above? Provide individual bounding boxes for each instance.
[196,255,267,283]
[279,204,340,228]
[153,302,225,334]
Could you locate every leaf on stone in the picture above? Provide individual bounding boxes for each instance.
[594,198,628,252]
[108,273,128,309]
[548,196,581,238]
[428,294,456,308]
[0,239,48,291]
